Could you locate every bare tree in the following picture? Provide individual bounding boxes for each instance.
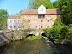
[20,19,30,30]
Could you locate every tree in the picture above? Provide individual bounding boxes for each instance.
[43,16,61,39]
[20,19,30,29]
[28,0,54,9]
[53,0,72,25]
[0,9,8,30]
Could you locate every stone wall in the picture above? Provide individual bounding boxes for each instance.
[20,15,61,29]
[0,31,26,46]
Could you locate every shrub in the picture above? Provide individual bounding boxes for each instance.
[42,28,52,37]
[50,17,61,39]
[60,26,69,39]
[69,24,72,28]
[43,17,61,39]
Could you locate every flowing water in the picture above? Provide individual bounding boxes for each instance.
[0,38,72,54]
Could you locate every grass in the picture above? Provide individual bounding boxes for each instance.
[26,36,41,40]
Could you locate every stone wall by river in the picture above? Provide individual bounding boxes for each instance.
[0,31,26,46]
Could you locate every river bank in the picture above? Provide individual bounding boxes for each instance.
[0,30,26,47]
[0,37,72,54]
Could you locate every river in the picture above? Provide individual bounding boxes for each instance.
[0,38,72,54]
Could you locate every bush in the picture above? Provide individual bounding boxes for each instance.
[69,24,72,28]
[42,28,52,37]
[50,17,61,39]
[60,26,69,39]
[43,17,61,39]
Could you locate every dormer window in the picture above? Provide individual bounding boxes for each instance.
[38,5,46,14]
[41,8,43,11]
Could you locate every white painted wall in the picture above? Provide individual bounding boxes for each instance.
[7,19,20,30]
[38,5,46,14]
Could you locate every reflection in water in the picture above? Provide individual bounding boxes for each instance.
[0,38,72,54]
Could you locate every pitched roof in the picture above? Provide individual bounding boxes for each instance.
[8,15,20,19]
[21,9,38,15]
[21,9,62,15]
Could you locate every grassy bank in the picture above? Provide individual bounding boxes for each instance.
[26,36,41,40]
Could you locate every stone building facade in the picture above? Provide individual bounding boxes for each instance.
[7,5,62,30]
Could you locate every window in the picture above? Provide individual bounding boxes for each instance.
[41,15,43,18]
[14,20,16,22]
[28,16,30,18]
[41,8,43,11]
[18,20,19,22]
[35,16,37,18]
[41,26,43,28]
[28,26,30,28]
[14,26,16,29]
[23,26,24,28]
[35,26,37,28]
[10,20,12,22]
[47,20,49,22]
[47,26,49,28]
[48,16,49,18]
[22,16,24,18]
[41,20,43,22]
[18,26,20,28]
[35,21,37,23]
[28,20,30,22]
[10,26,12,28]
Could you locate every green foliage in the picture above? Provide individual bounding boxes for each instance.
[68,36,72,41]
[28,0,54,9]
[60,26,69,39]
[53,0,72,25]
[0,9,8,30]
[26,36,41,40]
[53,1,60,8]
[26,29,37,32]
[54,39,60,41]
[42,28,52,37]
[51,17,61,38]
[43,17,61,39]
[69,24,72,28]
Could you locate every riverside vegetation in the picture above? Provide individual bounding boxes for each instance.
[42,16,72,44]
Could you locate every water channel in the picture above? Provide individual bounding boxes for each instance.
[0,37,72,54]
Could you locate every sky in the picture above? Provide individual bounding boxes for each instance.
[0,0,57,15]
